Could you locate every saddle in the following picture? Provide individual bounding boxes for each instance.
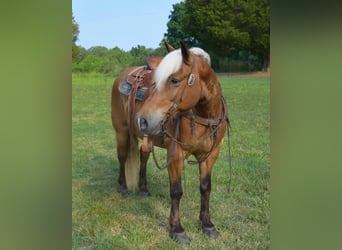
[119,56,162,101]
[118,56,163,145]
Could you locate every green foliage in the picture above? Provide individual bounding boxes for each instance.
[129,45,154,66]
[72,45,168,74]
[163,2,200,48]
[164,0,270,71]
[72,14,80,62]
[72,0,269,73]
[183,0,269,53]
[72,43,80,63]
[75,54,103,72]
[211,49,263,72]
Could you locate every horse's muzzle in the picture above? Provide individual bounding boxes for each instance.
[137,117,148,132]
[136,114,162,135]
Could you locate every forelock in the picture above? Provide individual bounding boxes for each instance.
[154,49,183,90]
[153,47,211,90]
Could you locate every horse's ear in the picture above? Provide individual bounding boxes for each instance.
[164,40,175,52]
[180,40,190,64]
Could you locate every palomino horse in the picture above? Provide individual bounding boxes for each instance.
[111,41,229,244]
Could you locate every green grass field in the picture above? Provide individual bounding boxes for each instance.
[72,73,270,249]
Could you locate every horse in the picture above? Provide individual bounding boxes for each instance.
[111,41,229,244]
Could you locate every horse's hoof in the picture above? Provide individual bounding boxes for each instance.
[203,226,219,239]
[139,190,151,198]
[118,186,128,197]
[170,231,190,244]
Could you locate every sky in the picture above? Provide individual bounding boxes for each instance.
[72,0,181,51]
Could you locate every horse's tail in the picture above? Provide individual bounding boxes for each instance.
[125,139,140,191]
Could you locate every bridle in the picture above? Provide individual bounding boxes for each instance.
[151,59,229,168]
[159,60,197,131]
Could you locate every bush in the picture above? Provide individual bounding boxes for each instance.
[72,45,264,74]
[211,49,264,72]
[72,45,164,74]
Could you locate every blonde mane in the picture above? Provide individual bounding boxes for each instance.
[154,47,211,90]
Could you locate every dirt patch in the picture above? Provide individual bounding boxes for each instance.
[217,70,270,77]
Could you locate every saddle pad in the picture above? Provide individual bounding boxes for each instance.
[119,79,148,101]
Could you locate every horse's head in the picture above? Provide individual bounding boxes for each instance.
[136,41,213,135]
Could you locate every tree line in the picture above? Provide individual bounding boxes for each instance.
[72,45,168,75]
[72,0,269,74]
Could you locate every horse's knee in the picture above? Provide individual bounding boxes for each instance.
[170,179,183,198]
[200,175,211,194]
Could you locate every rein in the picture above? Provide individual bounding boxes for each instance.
[150,96,233,192]
[151,96,227,167]
[226,123,232,193]
[163,96,227,163]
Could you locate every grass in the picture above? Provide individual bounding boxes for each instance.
[72,72,270,249]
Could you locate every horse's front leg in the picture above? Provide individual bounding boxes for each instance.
[167,148,190,244]
[199,153,220,239]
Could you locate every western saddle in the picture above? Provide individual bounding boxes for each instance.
[118,56,163,148]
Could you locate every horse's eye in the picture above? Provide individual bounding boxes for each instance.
[170,78,180,85]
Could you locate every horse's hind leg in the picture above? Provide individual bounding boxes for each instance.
[116,132,129,196]
[138,147,150,197]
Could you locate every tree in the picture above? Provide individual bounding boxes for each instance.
[247,0,270,71]
[163,2,202,49]
[72,14,80,62]
[182,0,270,71]
[88,46,108,57]
[129,45,154,66]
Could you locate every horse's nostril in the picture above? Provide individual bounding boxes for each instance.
[138,117,148,132]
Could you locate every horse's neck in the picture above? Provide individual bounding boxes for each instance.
[195,81,222,118]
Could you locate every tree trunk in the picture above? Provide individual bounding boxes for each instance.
[262,52,270,72]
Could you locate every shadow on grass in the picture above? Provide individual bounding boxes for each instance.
[78,153,170,207]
